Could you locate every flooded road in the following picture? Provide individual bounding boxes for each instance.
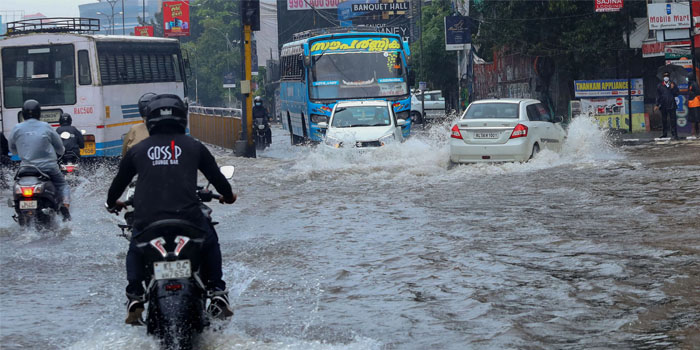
[1,117,699,349]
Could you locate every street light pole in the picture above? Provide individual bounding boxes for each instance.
[122,0,125,35]
[106,0,117,35]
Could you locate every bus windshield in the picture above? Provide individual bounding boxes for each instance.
[2,44,76,108]
[310,51,407,100]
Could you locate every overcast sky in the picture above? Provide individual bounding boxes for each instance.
[1,0,97,19]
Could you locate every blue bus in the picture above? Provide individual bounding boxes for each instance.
[279,28,412,144]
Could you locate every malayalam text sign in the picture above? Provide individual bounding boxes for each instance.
[574,79,644,98]
[596,0,623,13]
[648,2,691,30]
[134,25,154,37]
[163,1,190,37]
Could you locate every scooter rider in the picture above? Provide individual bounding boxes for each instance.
[56,113,84,162]
[8,100,72,221]
[252,96,272,144]
[104,94,237,324]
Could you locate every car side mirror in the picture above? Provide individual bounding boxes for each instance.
[553,115,563,123]
[219,165,235,179]
[317,122,328,129]
[397,119,406,126]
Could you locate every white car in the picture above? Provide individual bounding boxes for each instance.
[319,100,406,148]
[449,98,567,163]
[411,90,445,123]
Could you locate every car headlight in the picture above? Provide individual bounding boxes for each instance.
[311,114,329,124]
[379,134,395,146]
[325,136,343,148]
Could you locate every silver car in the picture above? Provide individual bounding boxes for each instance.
[449,98,567,163]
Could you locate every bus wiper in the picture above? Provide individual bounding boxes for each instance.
[369,123,389,126]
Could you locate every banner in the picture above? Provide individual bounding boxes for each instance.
[163,1,190,37]
[595,0,623,13]
[444,15,471,51]
[134,25,154,37]
[573,78,644,98]
[648,2,691,30]
[287,0,341,10]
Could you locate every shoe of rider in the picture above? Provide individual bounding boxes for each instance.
[207,290,234,319]
[125,293,145,325]
[60,205,71,222]
[8,100,71,210]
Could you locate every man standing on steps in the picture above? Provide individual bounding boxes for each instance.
[654,72,680,140]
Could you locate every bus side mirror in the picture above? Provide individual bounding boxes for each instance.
[304,54,311,68]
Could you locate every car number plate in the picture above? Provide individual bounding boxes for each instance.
[19,200,38,209]
[474,132,499,139]
[80,142,96,156]
[153,260,191,280]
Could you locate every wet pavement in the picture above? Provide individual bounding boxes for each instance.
[1,116,698,349]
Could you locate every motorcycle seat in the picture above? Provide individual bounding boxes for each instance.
[15,166,50,180]
[135,219,208,244]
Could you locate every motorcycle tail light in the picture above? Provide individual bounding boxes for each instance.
[165,284,182,291]
[22,187,34,197]
[66,166,75,173]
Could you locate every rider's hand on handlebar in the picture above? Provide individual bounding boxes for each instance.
[105,200,126,215]
[219,193,237,204]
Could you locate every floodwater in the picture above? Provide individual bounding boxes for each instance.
[1,116,699,349]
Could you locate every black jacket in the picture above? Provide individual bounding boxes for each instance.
[252,105,269,125]
[106,133,234,232]
[656,81,679,110]
[56,125,84,157]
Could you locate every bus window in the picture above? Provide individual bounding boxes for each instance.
[2,44,76,108]
[172,54,182,82]
[78,50,92,85]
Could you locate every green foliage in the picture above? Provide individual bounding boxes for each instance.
[410,0,457,93]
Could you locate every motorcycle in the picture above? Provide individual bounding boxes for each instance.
[254,118,271,151]
[8,166,60,228]
[58,151,80,176]
[117,165,235,350]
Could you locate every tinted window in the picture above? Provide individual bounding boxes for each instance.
[526,104,540,121]
[78,50,92,85]
[463,103,519,119]
[2,44,76,108]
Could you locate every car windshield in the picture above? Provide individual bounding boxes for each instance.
[463,102,519,119]
[331,106,392,128]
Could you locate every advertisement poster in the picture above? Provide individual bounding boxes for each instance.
[444,15,471,51]
[573,78,644,98]
[287,0,341,10]
[595,0,623,13]
[648,2,691,30]
[581,97,647,132]
[134,25,154,37]
[163,1,190,37]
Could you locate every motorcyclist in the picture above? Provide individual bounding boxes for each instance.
[104,94,237,324]
[56,113,84,162]
[252,96,272,145]
[8,100,72,220]
[121,92,155,157]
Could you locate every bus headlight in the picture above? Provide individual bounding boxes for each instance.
[311,114,328,124]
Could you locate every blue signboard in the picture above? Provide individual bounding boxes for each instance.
[444,15,471,51]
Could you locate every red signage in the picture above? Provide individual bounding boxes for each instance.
[134,25,154,37]
[642,40,691,58]
[163,1,190,37]
[596,0,623,13]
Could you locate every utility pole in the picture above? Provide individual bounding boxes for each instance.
[121,0,125,35]
[626,6,632,133]
[690,0,697,82]
[240,0,260,158]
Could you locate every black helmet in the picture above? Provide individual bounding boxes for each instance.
[254,96,263,106]
[22,99,42,120]
[138,92,157,117]
[59,113,72,126]
[145,94,188,133]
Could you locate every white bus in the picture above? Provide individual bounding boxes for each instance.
[1,18,187,157]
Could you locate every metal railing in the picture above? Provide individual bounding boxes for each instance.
[188,107,242,149]
[6,18,100,35]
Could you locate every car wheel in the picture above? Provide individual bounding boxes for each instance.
[529,143,540,160]
[411,111,423,124]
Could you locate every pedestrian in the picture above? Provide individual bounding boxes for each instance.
[654,71,680,140]
[688,75,700,139]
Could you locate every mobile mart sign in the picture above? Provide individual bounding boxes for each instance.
[648,2,691,30]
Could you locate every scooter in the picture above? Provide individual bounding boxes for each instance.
[254,118,271,151]
[8,166,60,228]
[117,166,235,350]
[58,151,80,176]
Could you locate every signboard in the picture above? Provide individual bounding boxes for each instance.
[287,0,341,10]
[573,78,644,98]
[163,1,190,37]
[595,0,623,13]
[648,2,691,30]
[223,71,236,88]
[351,1,409,14]
[642,40,690,58]
[665,46,691,57]
[309,37,402,55]
[444,15,471,51]
[134,25,154,37]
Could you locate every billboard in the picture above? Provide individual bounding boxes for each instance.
[287,0,341,10]
[444,15,471,51]
[134,25,154,37]
[574,79,644,98]
[595,0,623,13]
[163,1,190,37]
[648,2,691,30]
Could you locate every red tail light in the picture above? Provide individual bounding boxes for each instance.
[66,166,75,172]
[21,187,35,197]
[451,125,463,139]
[509,124,528,139]
[84,134,96,142]
[165,284,182,291]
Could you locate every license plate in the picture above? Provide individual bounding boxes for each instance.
[474,132,499,139]
[153,260,191,280]
[19,200,38,209]
[80,142,96,156]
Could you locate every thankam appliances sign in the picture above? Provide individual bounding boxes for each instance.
[648,2,691,30]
